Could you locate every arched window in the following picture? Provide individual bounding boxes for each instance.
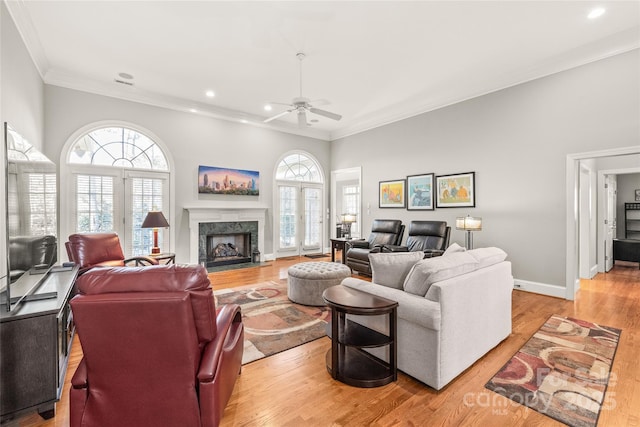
[275,153,322,182]
[274,152,324,258]
[63,125,171,256]
[68,126,168,170]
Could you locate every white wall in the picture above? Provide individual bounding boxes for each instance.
[1,2,45,286]
[331,49,640,289]
[0,3,44,149]
[43,86,331,262]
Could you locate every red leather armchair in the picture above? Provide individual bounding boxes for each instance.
[65,232,159,274]
[69,264,244,427]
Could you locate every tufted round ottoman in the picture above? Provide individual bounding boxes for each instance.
[287,262,352,306]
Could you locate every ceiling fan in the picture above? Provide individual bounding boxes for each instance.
[264,52,342,128]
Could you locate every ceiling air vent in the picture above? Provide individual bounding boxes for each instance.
[114,79,134,86]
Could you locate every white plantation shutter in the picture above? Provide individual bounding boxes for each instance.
[27,173,57,236]
[128,176,167,256]
[75,175,115,232]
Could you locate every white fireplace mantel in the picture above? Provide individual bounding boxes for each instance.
[184,203,268,264]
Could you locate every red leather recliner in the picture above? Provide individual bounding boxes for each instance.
[65,233,159,274]
[70,264,244,427]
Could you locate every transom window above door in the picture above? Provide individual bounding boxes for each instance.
[68,127,168,170]
[275,153,322,182]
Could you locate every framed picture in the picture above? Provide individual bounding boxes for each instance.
[198,165,259,195]
[436,172,475,208]
[636,189,640,201]
[379,179,406,208]
[407,173,434,210]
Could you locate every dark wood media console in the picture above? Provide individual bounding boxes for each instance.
[613,239,640,268]
[1,265,79,421]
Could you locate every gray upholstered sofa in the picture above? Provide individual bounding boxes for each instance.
[341,245,513,390]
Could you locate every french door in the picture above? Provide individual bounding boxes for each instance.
[67,166,170,256]
[276,182,323,257]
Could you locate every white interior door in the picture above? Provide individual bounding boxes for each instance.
[276,182,323,257]
[604,175,617,272]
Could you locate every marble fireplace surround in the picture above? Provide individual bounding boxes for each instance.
[185,203,268,265]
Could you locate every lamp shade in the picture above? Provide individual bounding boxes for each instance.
[456,216,482,231]
[341,213,357,223]
[141,211,170,228]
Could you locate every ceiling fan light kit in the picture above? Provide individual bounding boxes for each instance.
[264,52,342,128]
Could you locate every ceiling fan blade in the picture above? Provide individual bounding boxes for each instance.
[297,110,307,128]
[263,110,292,123]
[309,107,342,121]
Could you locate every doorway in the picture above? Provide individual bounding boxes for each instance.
[274,152,325,258]
[567,146,640,300]
[331,167,362,240]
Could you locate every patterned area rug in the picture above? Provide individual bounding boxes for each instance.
[214,280,330,364]
[486,315,621,427]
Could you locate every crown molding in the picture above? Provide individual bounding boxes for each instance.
[330,28,640,141]
[4,0,49,79]
[8,0,638,143]
[44,69,332,141]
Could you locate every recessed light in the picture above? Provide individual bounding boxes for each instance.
[205,90,215,98]
[118,72,134,80]
[240,119,248,124]
[189,108,198,113]
[264,105,272,111]
[588,7,605,19]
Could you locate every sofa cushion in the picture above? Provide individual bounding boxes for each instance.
[443,242,466,256]
[369,251,425,289]
[403,252,479,296]
[467,247,507,269]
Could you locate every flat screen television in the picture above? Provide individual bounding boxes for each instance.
[2,122,58,312]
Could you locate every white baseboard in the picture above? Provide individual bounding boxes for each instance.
[264,253,275,261]
[513,278,566,299]
[589,265,598,279]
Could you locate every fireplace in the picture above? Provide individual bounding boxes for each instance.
[186,204,267,266]
[198,220,259,267]
[205,232,251,267]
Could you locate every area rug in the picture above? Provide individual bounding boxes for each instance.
[214,280,330,364]
[485,315,621,427]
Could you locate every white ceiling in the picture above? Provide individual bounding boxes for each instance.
[6,1,640,141]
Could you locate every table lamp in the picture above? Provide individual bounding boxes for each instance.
[340,213,357,239]
[456,215,482,250]
[141,211,170,254]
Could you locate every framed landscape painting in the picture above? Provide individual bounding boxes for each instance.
[379,179,406,208]
[407,173,434,210]
[436,172,475,208]
[198,165,259,196]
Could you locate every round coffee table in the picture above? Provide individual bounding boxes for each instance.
[322,285,398,388]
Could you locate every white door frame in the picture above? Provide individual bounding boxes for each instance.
[566,145,640,300]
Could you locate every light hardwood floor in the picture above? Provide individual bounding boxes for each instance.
[9,256,640,426]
